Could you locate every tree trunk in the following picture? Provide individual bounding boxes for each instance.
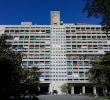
[103,88,107,96]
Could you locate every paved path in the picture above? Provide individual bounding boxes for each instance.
[38,95,97,100]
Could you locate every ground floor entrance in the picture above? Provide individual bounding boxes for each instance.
[38,83,96,95]
[39,83,50,95]
[74,86,82,94]
[69,83,95,95]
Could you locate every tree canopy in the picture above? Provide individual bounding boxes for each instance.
[0,34,23,99]
[0,34,40,99]
[89,52,110,95]
[83,0,110,32]
[60,83,71,94]
[22,66,40,96]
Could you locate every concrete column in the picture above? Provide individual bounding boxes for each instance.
[71,86,74,94]
[82,86,85,94]
[93,86,97,95]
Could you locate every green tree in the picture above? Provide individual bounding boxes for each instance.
[60,83,71,94]
[0,34,23,99]
[83,0,110,33]
[89,52,110,96]
[83,0,110,95]
[60,83,68,94]
[22,66,40,97]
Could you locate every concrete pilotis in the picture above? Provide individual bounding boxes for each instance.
[71,86,74,94]
[82,86,85,94]
[93,86,97,95]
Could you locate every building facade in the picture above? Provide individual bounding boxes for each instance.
[0,11,110,94]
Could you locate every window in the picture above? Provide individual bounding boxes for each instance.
[25,30,29,32]
[76,27,80,30]
[78,61,83,66]
[67,72,72,75]
[17,45,23,49]
[10,30,14,32]
[22,61,27,66]
[28,61,33,66]
[29,45,34,49]
[84,61,89,66]
[15,30,19,32]
[85,72,89,77]
[30,36,35,40]
[82,36,86,40]
[79,72,84,77]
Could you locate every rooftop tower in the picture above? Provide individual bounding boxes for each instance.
[50,11,60,25]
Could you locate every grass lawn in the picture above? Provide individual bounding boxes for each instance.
[97,96,110,100]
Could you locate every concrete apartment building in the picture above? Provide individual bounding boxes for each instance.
[0,11,110,94]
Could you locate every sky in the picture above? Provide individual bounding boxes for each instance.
[0,0,101,25]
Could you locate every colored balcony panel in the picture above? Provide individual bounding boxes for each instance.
[73,64,78,66]
[30,36,35,40]
[67,68,72,72]
[73,61,78,66]
[67,63,72,66]
[45,54,50,56]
